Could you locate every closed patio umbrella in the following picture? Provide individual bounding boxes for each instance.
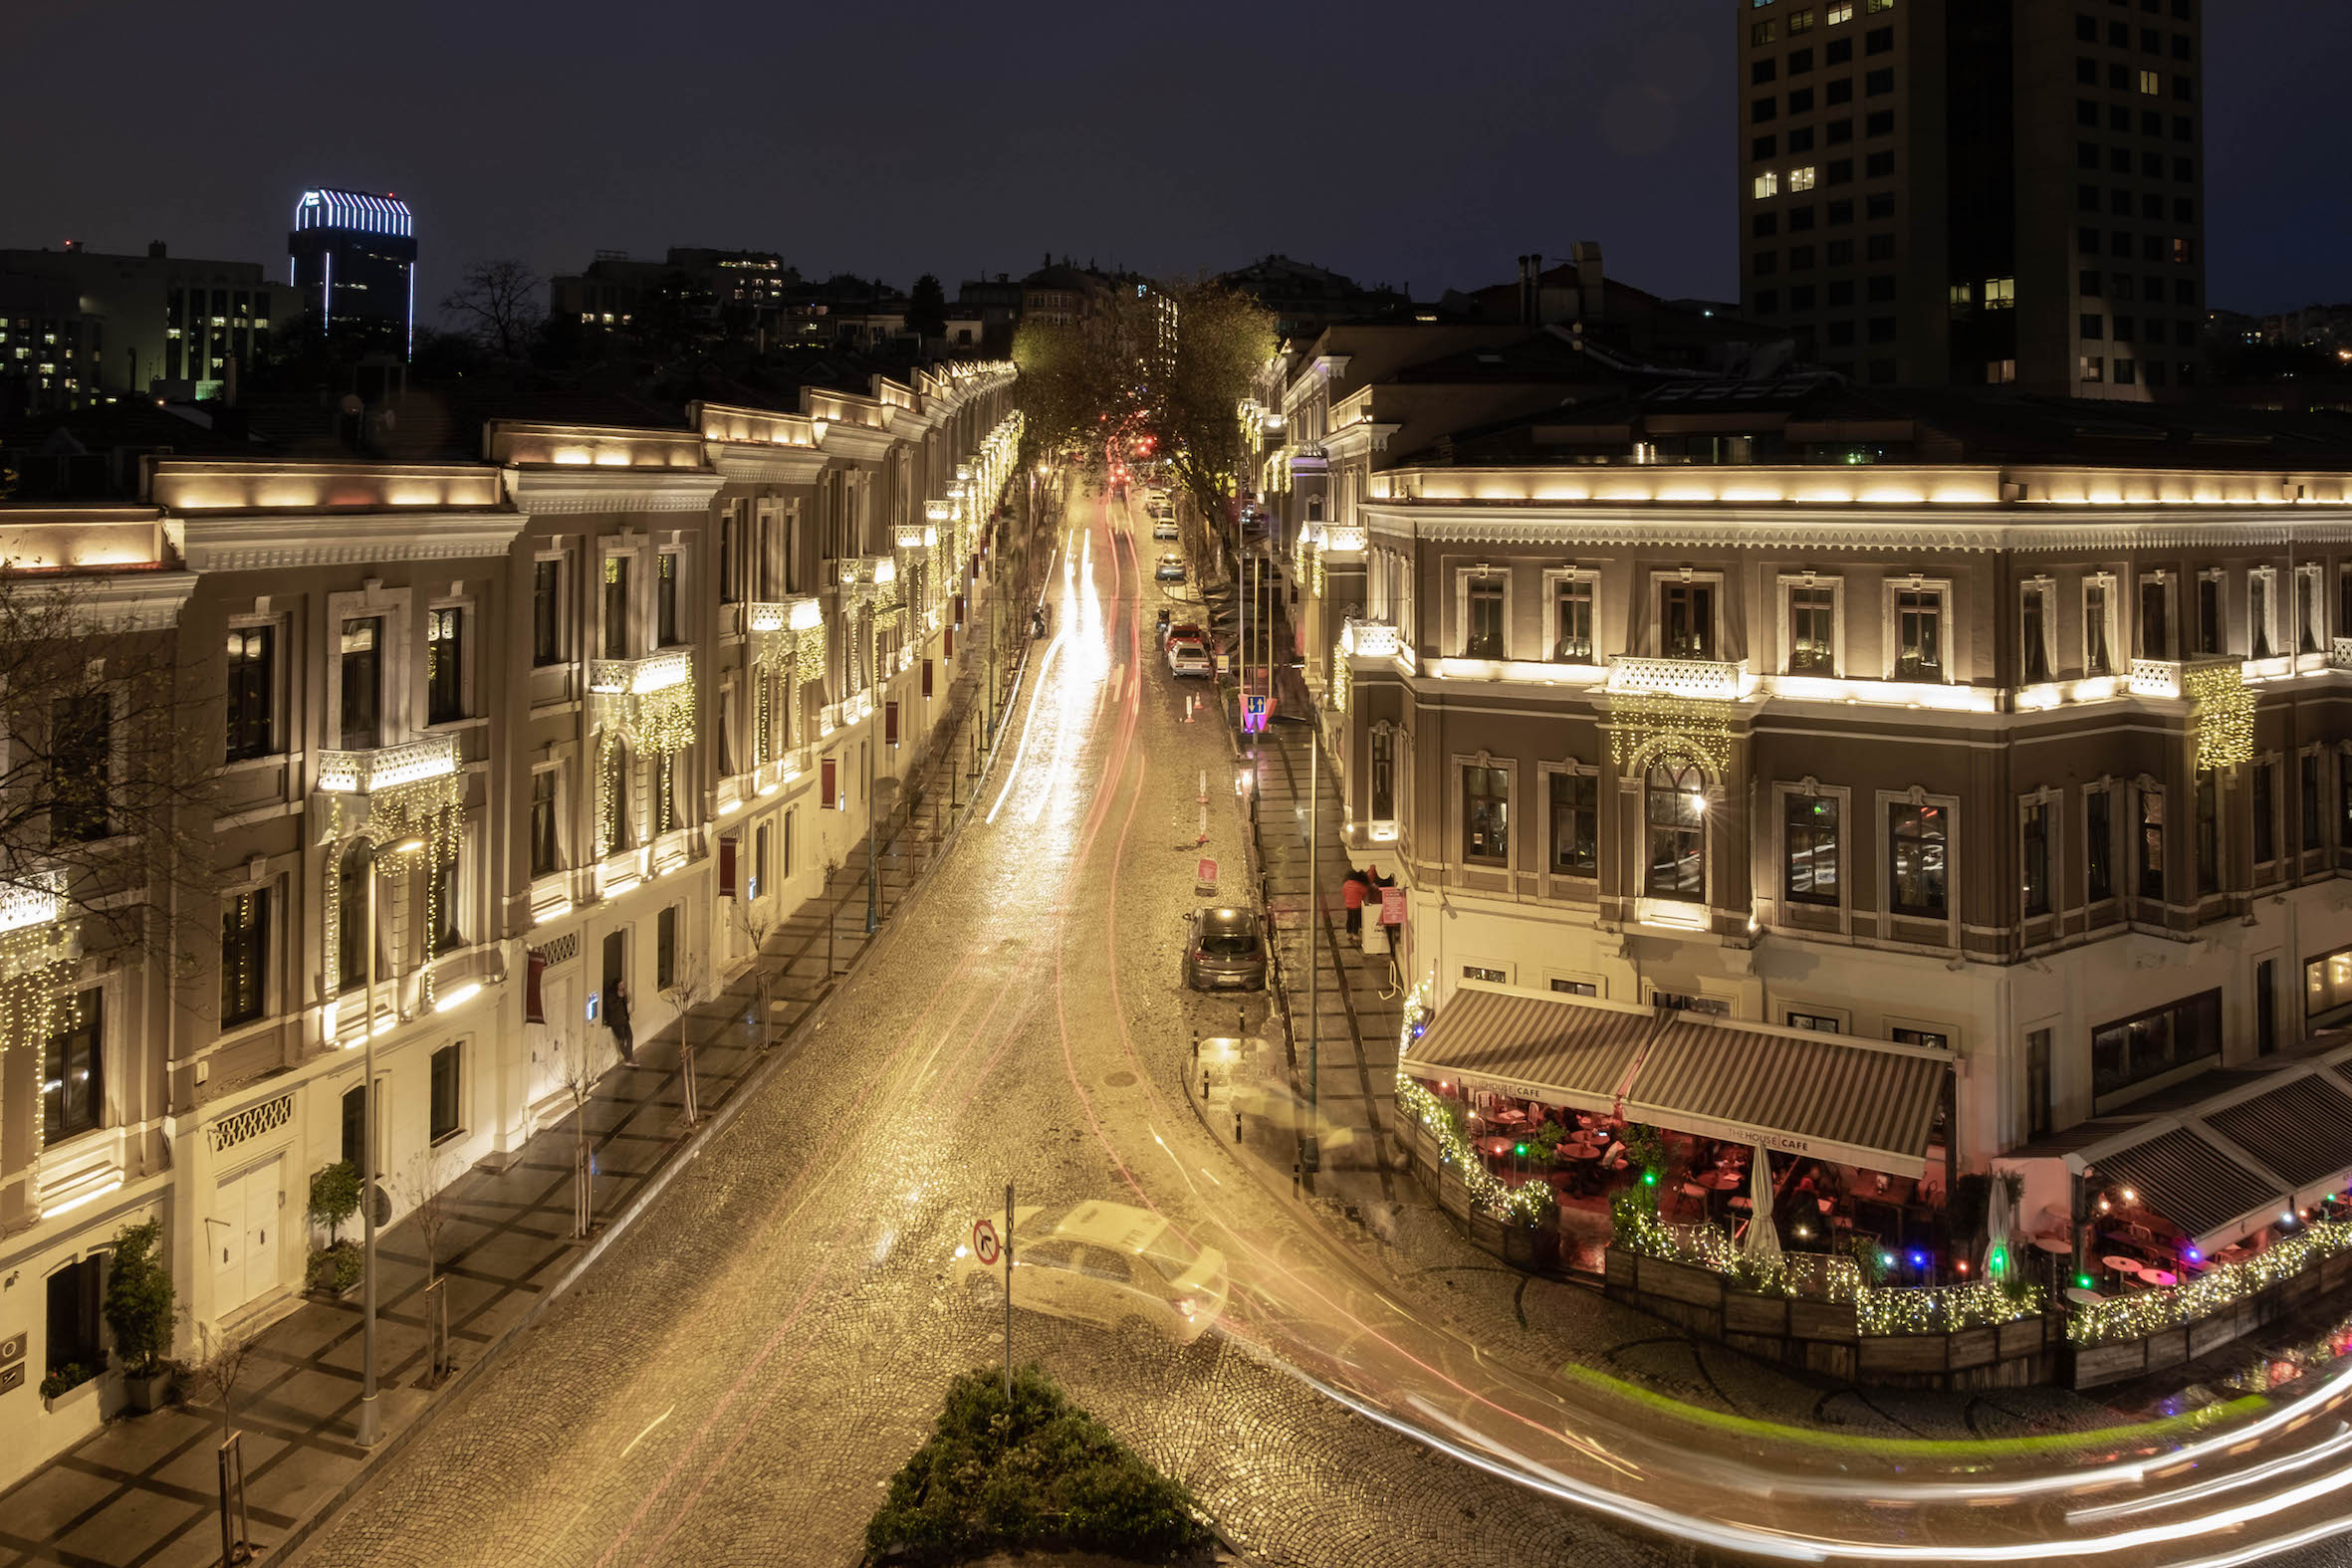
[1985,1176,2016,1285]
[1743,1147,1782,1267]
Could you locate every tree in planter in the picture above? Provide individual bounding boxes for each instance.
[733,896,778,1051]
[306,1162,363,1293]
[664,953,715,1125]
[397,1146,468,1383]
[104,1219,176,1402]
[186,1320,257,1439]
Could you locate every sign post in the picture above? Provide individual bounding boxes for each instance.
[1002,1182,1015,1399]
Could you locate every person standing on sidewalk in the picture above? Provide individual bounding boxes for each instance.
[1341,869,1367,945]
[608,980,635,1066]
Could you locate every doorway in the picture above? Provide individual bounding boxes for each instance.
[212,1157,283,1316]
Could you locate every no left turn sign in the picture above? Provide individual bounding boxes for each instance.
[972,1218,1001,1266]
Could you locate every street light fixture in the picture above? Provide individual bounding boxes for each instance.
[354,832,423,1449]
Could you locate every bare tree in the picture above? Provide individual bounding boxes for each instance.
[0,570,216,989]
[552,1025,601,1238]
[186,1320,258,1439]
[665,954,716,1125]
[395,1146,468,1283]
[733,896,778,1051]
[441,259,546,360]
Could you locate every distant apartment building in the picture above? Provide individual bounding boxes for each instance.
[289,188,418,355]
[1737,0,2208,398]
[0,242,302,403]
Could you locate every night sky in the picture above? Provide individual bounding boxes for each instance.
[11,0,2345,320]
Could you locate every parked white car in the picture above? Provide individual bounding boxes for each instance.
[953,1200,1229,1345]
[1151,518,1179,541]
[1166,638,1212,677]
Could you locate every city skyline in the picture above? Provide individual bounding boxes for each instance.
[7,0,2345,323]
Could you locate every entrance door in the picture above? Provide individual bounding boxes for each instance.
[213,1157,283,1315]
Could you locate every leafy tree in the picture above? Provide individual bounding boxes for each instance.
[907,274,949,340]
[440,259,546,360]
[308,1161,361,1244]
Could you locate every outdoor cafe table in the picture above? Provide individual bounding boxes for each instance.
[1693,1171,1742,1191]
[1490,1108,1528,1127]
[1475,1136,1517,1159]
[2103,1254,2145,1283]
[2142,1269,2180,1287]
[2031,1235,2072,1255]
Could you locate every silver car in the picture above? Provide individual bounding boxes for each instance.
[1185,906,1267,990]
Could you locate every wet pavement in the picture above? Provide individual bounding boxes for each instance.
[277,477,2352,1568]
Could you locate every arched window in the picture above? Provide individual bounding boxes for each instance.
[338,845,372,993]
[1645,763,1708,900]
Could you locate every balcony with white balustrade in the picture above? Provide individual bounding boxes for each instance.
[1605,655,1752,701]
[315,733,460,795]
[589,648,693,696]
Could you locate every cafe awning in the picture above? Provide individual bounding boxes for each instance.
[2073,1126,2280,1249]
[1402,986,1652,1114]
[2067,1044,2352,1249]
[1623,1018,1952,1179]
[1403,985,1952,1177]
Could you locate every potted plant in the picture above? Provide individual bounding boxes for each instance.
[40,1363,97,1408]
[306,1162,363,1296]
[104,1219,176,1412]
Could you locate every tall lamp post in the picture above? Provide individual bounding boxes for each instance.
[355,831,423,1449]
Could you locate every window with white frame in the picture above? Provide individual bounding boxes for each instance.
[1886,797,1951,920]
[2020,578,2055,684]
[1462,575,1505,659]
[1784,578,1838,673]
[1463,762,1511,864]
[2020,793,2055,919]
[602,554,632,661]
[1645,763,1708,900]
[1659,577,1718,661]
[2082,575,2116,676]
[1549,573,1595,661]
[224,619,280,762]
[339,616,384,749]
[2297,564,2324,655]
[530,766,563,879]
[2137,572,2171,660]
[2085,783,2115,904]
[532,556,566,667]
[1546,766,1597,878]
[1890,581,1946,680]
[2249,568,2276,660]
[1781,785,1840,905]
[426,604,467,725]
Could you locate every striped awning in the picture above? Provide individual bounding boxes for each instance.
[1623,1019,1950,1178]
[2085,1126,2281,1249]
[2203,1074,2352,1195]
[1402,987,1651,1113]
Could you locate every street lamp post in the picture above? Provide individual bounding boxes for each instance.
[355,831,423,1449]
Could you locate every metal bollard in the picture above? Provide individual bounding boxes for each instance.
[1235,1110,1244,1144]
[1191,1032,1199,1062]
[1202,1071,1210,1101]
[1293,1159,1301,1194]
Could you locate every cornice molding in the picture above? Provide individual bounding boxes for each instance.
[503,469,725,516]
[71,570,200,631]
[710,447,830,486]
[815,424,896,462]
[1367,503,2352,555]
[183,512,527,571]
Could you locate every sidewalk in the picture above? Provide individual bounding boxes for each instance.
[0,673,1012,1568]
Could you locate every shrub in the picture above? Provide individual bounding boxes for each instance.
[41,1363,95,1401]
[104,1220,175,1376]
[308,1162,361,1245]
[866,1365,1212,1562]
[307,1239,361,1295]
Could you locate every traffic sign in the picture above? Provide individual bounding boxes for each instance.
[972,1217,1001,1266]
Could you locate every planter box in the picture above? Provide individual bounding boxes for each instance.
[123,1370,173,1414]
[42,1373,101,1417]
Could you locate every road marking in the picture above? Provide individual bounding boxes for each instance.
[619,1405,674,1458]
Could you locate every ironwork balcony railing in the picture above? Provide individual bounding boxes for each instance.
[589,649,693,696]
[316,733,459,794]
[1605,656,1746,701]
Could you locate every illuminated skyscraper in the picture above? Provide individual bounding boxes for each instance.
[288,188,416,355]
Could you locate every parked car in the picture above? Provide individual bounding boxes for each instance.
[953,1200,1229,1345]
[1165,620,1205,648]
[1152,518,1179,541]
[1154,554,1186,582]
[1167,639,1212,677]
[1185,906,1268,991]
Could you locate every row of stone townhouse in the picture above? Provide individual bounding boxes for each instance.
[1245,307,2352,1237]
[0,360,1018,1485]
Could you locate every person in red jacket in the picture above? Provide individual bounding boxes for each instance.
[1341,870,1367,944]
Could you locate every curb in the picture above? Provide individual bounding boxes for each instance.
[278,579,1039,1568]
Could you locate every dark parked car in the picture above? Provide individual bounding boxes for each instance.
[1185,907,1267,991]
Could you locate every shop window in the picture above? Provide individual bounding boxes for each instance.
[428,1043,462,1143]
[2092,989,2220,1099]
[1550,979,1598,997]
[1788,1010,1842,1033]
[2306,944,2352,1023]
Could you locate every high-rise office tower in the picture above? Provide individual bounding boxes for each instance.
[1737,0,2206,400]
[289,188,416,355]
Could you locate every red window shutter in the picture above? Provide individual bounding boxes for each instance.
[821,757,836,807]
[885,700,899,746]
[719,836,738,897]
[943,624,954,658]
[525,952,547,1025]
[952,591,965,627]
[921,659,934,699]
